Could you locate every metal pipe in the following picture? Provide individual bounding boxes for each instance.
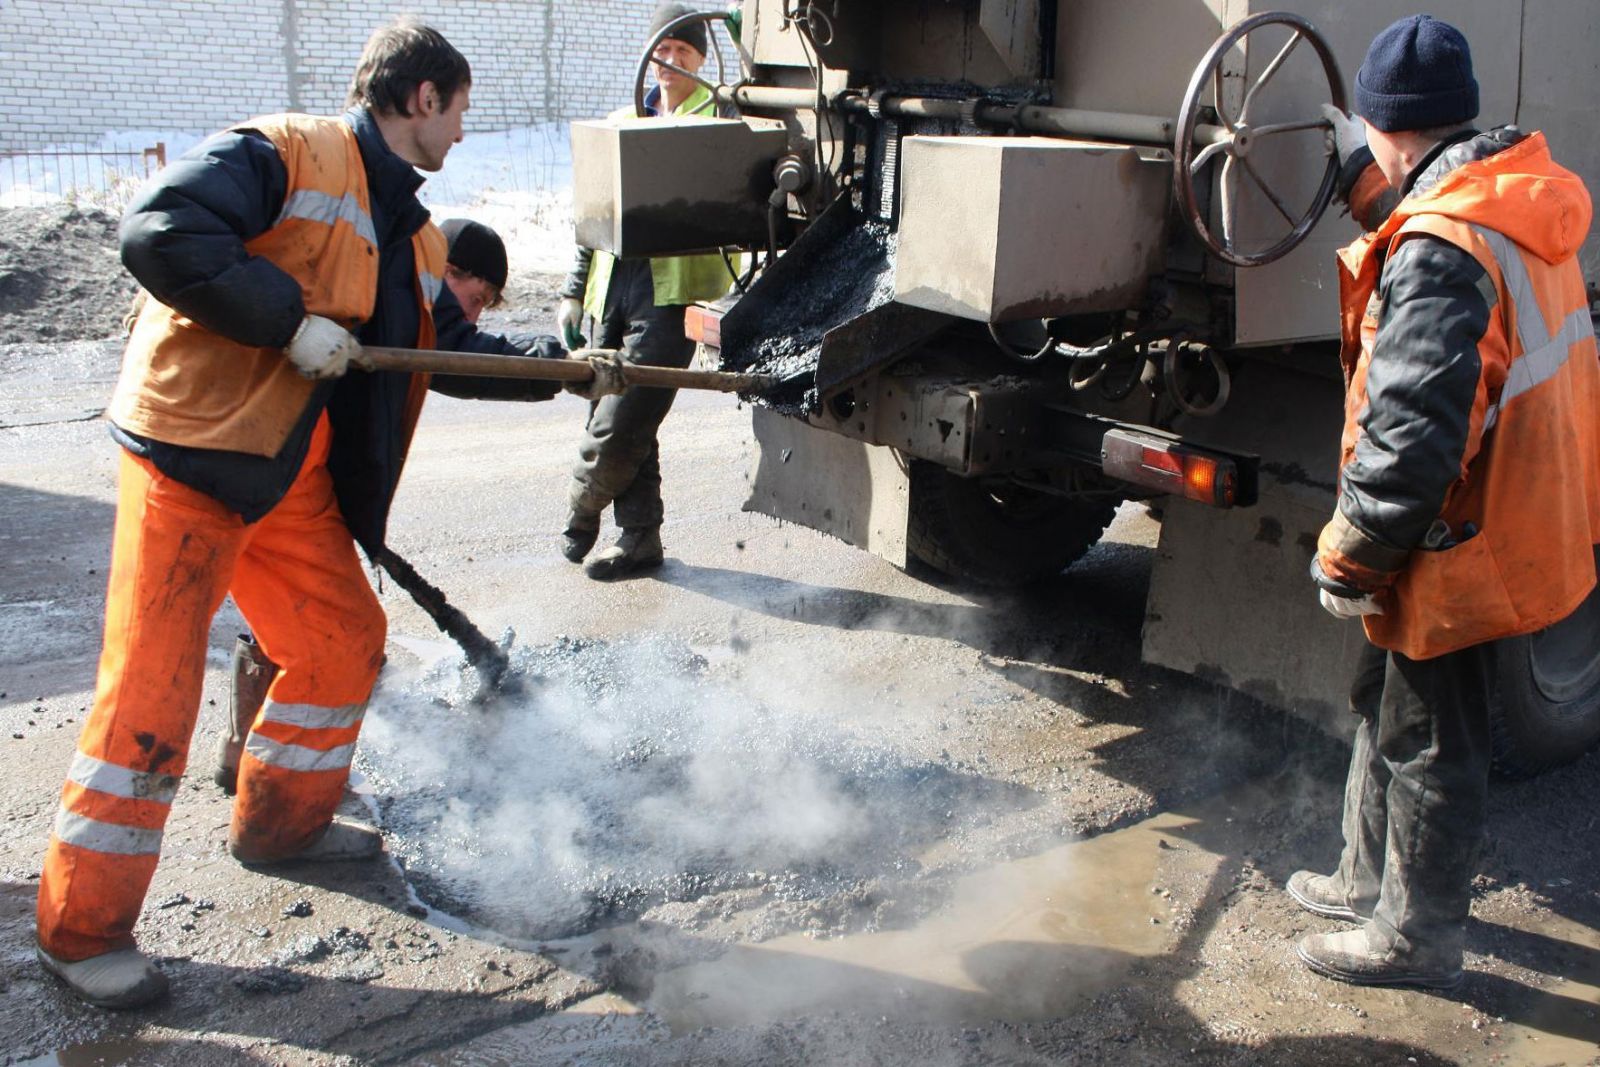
[726,82,1228,147]
[716,84,828,111]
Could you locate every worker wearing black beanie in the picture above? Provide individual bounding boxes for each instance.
[1299,15,1600,994]
[438,217,508,324]
[554,1,736,580]
[649,2,709,58]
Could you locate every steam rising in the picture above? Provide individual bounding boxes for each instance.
[358,634,1031,942]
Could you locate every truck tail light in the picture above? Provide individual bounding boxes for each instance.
[1101,429,1244,508]
[685,304,724,347]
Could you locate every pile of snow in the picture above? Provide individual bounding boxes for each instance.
[2,123,577,277]
[422,123,576,277]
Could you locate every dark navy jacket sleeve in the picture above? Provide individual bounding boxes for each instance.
[119,129,304,349]
[1338,235,1491,553]
[427,282,564,401]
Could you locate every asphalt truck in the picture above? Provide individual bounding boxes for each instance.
[569,0,1600,774]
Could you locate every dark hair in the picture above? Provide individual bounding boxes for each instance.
[346,18,471,116]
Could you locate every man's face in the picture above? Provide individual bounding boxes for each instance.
[652,37,705,96]
[414,81,470,172]
[444,265,498,325]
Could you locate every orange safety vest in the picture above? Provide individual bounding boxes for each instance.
[1333,132,1600,659]
[107,113,447,458]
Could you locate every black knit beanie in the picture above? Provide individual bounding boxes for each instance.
[649,2,708,56]
[438,218,507,291]
[1354,14,1479,133]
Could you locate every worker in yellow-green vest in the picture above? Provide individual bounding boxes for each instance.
[555,2,737,580]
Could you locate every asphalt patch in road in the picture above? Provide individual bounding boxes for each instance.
[360,633,1037,943]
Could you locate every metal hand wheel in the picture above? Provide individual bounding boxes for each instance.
[632,10,748,119]
[1174,12,1346,268]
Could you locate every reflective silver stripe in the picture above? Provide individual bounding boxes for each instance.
[53,809,163,856]
[1473,225,1549,354]
[245,733,356,772]
[419,271,443,304]
[260,699,365,731]
[277,189,377,249]
[1484,308,1595,430]
[66,752,180,805]
[1472,223,1593,431]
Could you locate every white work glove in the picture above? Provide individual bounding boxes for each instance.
[564,352,628,401]
[1320,104,1367,167]
[1319,587,1384,619]
[286,314,361,379]
[556,297,586,351]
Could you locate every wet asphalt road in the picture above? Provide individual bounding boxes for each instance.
[1,338,1597,1065]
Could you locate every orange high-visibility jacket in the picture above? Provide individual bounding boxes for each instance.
[107,114,447,458]
[1326,132,1600,659]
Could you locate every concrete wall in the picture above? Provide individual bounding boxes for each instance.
[0,0,659,151]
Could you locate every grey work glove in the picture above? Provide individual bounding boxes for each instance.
[556,297,587,351]
[1319,587,1384,619]
[1320,104,1367,168]
[564,351,628,401]
[286,314,361,379]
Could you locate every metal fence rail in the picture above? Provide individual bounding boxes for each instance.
[0,143,166,210]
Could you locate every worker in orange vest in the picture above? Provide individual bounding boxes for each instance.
[35,19,620,1009]
[1297,14,1600,988]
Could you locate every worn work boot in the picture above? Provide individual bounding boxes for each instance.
[1286,870,1366,923]
[37,945,168,1010]
[561,509,602,563]
[236,817,383,867]
[1296,926,1463,989]
[214,634,278,794]
[584,526,664,581]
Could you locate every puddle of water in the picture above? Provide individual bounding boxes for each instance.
[1481,911,1600,1064]
[12,1039,158,1067]
[647,810,1214,1030]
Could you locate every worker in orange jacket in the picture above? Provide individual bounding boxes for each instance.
[1294,15,1600,988]
[36,20,620,1009]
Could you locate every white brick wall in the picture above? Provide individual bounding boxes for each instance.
[0,0,662,151]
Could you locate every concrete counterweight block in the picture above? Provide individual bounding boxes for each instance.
[572,115,789,257]
[894,135,1172,323]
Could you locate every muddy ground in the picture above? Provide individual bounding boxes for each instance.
[1,214,1597,1066]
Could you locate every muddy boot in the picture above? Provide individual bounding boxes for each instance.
[37,945,168,1010]
[1285,870,1365,922]
[236,817,382,866]
[214,634,278,794]
[584,526,664,581]
[1296,925,1463,989]
[561,509,601,563]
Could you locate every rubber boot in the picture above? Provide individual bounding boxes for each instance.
[584,526,664,581]
[214,634,278,794]
[37,945,168,1009]
[561,509,601,564]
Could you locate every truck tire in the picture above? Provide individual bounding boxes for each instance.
[906,462,1116,587]
[1489,559,1600,778]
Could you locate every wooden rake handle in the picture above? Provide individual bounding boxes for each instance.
[358,346,778,394]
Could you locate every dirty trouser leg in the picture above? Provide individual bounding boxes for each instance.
[1334,640,1389,915]
[568,262,695,528]
[226,419,386,863]
[38,450,246,961]
[1367,642,1494,965]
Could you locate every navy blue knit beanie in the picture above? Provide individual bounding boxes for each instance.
[1355,15,1478,132]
